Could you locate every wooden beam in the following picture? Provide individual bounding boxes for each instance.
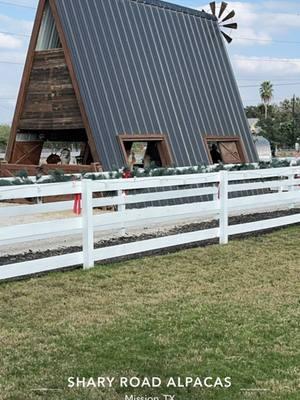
[6,0,47,162]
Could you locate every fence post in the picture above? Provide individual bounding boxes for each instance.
[82,179,94,269]
[213,184,218,202]
[219,170,229,245]
[289,173,295,191]
[288,172,295,209]
[118,189,126,236]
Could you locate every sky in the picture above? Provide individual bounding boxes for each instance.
[0,0,299,124]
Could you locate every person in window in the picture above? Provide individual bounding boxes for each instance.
[143,153,151,168]
[210,144,222,164]
[144,142,162,168]
[60,148,71,165]
[127,150,136,170]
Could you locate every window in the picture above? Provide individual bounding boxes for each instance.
[205,136,246,164]
[36,2,62,50]
[118,134,172,169]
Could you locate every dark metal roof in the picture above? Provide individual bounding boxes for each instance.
[129,0,217,20]
[55,0,258,170]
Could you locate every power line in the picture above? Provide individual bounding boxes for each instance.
[0,60,24,65]
[236,57,300,64]
[1,58,299,67]
[202,6,300,17]
[2,31,300,45]
[1,30,300,45]
[0,1,36,9]
[237,77,300,81]
[0,103,11,109]
[0,30,30,37]
[1,31,300,48]
[239,82,300,88]
[234,37,300,45]
[0,30,300,45]
[237,76,300,85]
[235,57,300,64]
[243,97,281,102]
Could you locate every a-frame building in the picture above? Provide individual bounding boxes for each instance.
[4,0,258,175]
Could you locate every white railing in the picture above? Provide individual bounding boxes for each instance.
[0,167,300,281]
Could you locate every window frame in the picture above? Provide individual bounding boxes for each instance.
[204,136,247,164]
[118,134,173,167]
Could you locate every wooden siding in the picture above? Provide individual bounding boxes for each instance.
[12,141,43,165]
[0,162,102,178]
[19,49,84,131]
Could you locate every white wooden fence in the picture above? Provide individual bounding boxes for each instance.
[0,167,300,281]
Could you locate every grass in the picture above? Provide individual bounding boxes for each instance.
[0,227,300,400]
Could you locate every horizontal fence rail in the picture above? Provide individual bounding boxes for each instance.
[0,167,300,281]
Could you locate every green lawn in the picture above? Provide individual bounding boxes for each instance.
[1,227,300,400]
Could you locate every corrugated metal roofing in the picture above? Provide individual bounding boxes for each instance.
[55,0,258,170]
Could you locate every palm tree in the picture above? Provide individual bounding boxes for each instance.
[260,81,273,119]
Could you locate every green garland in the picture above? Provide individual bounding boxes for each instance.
[0,159,294,187]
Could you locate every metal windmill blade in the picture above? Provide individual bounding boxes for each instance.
[208,2,238,44]
[221,31,233,44]
[221,9,235,23]
[209,2,216,15]
[222,22,238,29]
[218,1,228,18]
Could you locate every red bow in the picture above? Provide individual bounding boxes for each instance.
[73,193,82,215]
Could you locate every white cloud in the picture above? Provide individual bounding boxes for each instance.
[262,1,300,12]
[0,33,22,49]
[0,50,26,63]
[0,14,33,36]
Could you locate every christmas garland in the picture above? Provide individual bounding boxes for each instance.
[0,159,294,187]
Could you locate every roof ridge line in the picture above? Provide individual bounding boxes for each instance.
[129,0,216,20]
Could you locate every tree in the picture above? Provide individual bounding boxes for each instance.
[245,104,274,119]
[0,125,10,148]
[245,105,263,118]
[279,97,300,144]
[256,97,300,148]
[260,81,273,119]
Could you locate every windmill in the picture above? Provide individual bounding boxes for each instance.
[208,2,238,43]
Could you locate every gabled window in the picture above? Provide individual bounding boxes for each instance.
[205,136,247,164]
[36,1,61,50]
[118,134,173,169]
